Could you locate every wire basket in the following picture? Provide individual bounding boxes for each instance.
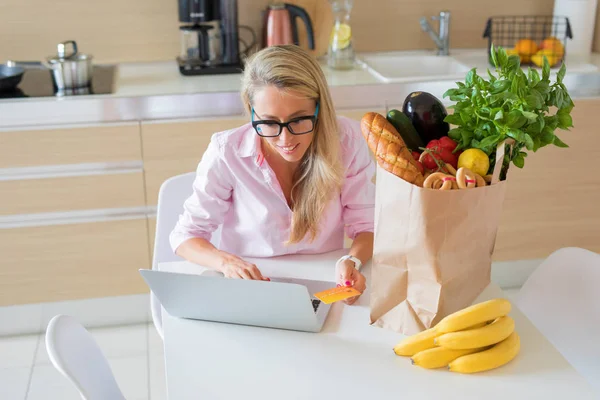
[483,16,573,68]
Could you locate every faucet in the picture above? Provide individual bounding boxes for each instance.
[420,11,451,56]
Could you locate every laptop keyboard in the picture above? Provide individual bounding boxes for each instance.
[311,299,322,313]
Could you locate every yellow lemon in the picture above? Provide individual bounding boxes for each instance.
[458,149,490,177]
[330,23,351,50]
[532,49,561,68]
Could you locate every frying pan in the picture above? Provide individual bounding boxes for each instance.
[0,63,25,92]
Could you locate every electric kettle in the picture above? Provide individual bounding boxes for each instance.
[263,3,315,49]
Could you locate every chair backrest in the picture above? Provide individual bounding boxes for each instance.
[516,247,600,392]
[150,172,222,338]
[150,172,195,339]
[152,172,196,270]
[45,315,126,400]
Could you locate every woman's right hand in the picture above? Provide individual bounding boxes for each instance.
[218,252,268,281]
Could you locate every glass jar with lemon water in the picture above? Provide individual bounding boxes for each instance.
[327,0,355,69]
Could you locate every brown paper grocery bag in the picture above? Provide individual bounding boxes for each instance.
[369,142,510,335]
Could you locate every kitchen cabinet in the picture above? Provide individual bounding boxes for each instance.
[0,218,150,306]
[0,123,141,168]
[141,116,247,206]
[493,99,600,260]
[0,122,150,306]
[142,116,246,260]
[0,110,376,307]
[0,173,146,216]
[2,98,596,307]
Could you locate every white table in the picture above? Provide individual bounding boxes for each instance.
[159,251,598,400]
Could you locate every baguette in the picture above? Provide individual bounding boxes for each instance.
[360,112,425,187]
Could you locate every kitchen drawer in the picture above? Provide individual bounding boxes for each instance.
[0,218,151,306]
[141,117,246,205]
[0,172,146,216]
[0,122,142,168]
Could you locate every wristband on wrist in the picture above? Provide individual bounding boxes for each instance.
[336,255,362,271]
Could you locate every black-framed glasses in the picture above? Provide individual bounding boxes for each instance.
[251,103,319,137]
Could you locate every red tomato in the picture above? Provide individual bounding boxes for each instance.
[414,160,424,174]
[422,137,459,169]
[420,151,440,170]
[439,136,458,152]
[437,147,458,168]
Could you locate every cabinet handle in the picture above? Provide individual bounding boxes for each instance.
[0,161,143,182]
[0,206,151,229]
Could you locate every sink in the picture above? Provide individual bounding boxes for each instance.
[359,51,471,82]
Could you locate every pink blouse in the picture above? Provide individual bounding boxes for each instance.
[170,116,375,258]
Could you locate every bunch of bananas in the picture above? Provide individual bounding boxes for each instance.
[393,298,520,374]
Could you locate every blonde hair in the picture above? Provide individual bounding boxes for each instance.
[240,45,344,244]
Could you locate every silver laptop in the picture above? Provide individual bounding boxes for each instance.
[139,269,335,333]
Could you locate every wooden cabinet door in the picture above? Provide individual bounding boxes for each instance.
[0,121,149,305]
[494,99,600,260]
[0,122,141,168]
[0,173,146,216]
[0,218,151,306]
[141,117,247,205]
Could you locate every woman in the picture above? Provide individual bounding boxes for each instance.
[170,45,375,304]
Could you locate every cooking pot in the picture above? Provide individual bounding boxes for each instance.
[46,40,93,91]
[0,61,25,92]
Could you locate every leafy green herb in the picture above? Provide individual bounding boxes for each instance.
[442,44,574,175]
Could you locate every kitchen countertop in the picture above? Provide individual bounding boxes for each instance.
[114,57,383,97]
[2,49,600,128]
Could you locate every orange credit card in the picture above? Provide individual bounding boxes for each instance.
[314,286,362,304]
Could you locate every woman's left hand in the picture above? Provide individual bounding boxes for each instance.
[336,259,366,305]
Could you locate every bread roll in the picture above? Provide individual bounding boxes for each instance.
[360,112,425,187]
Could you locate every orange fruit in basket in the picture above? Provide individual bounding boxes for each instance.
[540,37,565,58]
[514,39,539,63]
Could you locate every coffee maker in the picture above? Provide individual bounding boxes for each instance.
[177,0,244,75]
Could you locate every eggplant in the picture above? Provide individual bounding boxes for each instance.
[402,91,449,144]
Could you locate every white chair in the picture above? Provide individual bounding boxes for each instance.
[516,247,600,392]
[151,172,223,339]
[151,172,196,339]
[45,315,126,400]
